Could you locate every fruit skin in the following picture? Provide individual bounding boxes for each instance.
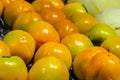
[61,33,94,59]
[73,46,108,80]
[0,56,28,80]
[3,30,36,65]
[53,19,79,39]
[70,13,97,34]
[13,11,43,31]
[86,52,120,80]
[101,36,120,59]
[0,1,3,17]
[3,0,35,27]
[34,41,72,70]
[86,23,117,46]
[39,7,66,25]
[0,40,11,57]
[32,0,64,13]
[28,56,69,80]
[1,0,25,8]
[62,2,87,19]
[27,20,60,48]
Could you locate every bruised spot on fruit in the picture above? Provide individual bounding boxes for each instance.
[108,53,110,56]
[106,49,110,52]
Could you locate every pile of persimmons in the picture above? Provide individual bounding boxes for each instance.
[0,0,120,80]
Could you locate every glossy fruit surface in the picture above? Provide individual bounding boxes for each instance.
[0,56,28,80]
[73,46,108,80]
[29,56,69,80]
[1,0,25,8]
[27,20,60,48]
[13,11,43,31]
[70,13,97,34]
[0,0,119,80]
[34,41,72,70]
[101,36,120,59]
[39,7,66,25]
[53,19,79,39]
[3,0,35,27]
[3,30,36,65]
[61,33,94,59]
[0,40,11,57]
[86,23,117,46]
[32,0,64,13]
[86,53,120,80]
[62,2,87,19]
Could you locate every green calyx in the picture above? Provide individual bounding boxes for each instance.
[89,35,105,46]
[2,55,11,58]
